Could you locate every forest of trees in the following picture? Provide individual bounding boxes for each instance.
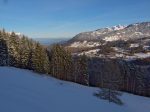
[0,30,50,74]
[0,29,89,85]
[88,58,150,97]
[0,29,150,98]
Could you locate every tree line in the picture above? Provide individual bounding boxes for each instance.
[0,29,89,86]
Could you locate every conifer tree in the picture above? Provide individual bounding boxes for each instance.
[50,44,73,80]
[18,36,30,68]
[94,59,123,105]
[74,54,89,85]
[8,32,20,66]
[0,31,8,66]
[31,42,50,73]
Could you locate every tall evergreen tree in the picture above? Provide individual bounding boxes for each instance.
[0,31,8,66]
[31,42,50,74]
[94,59,123,105]
[8,32,20,66]
[74,54,89,85]
[18,36,34,69]
[50,44,73,80]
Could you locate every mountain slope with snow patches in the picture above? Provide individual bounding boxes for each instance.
[67,22,150,47]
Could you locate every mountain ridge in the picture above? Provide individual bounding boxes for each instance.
[68,22,150,43]
[64,22,150,60]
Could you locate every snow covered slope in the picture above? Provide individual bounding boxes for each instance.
[0,67,150,112]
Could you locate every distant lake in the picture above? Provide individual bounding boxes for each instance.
[33,38,70,46]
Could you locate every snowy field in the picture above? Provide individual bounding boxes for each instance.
[0,67,150,112]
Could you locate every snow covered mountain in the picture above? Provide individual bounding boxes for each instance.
[103,22,150,41]
[65,22,150,59]
[69,25,126,42]
[67,22,150,46]
[0,67,150,112]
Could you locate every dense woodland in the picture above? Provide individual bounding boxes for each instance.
[0,29,150,97]
[0,29,89,85]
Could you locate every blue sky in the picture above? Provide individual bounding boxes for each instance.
[0,0,150,38]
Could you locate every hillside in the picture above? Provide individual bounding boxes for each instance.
[65,22,150,59]
[0,67,150,112]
